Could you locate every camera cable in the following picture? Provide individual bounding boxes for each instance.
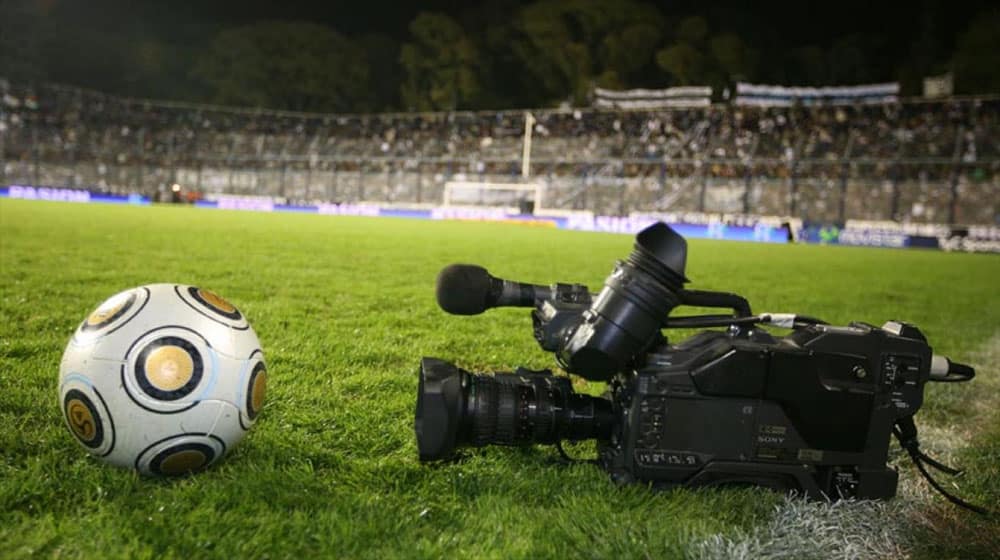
[663,313,828,330]
[555,440,600,465]
[893,417,993,516]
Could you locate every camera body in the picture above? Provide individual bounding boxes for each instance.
[418,222,974,502]
[597,321,931,499]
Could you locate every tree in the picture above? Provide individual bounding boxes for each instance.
[952,10,1000,94]
[513,0,665,105]
[359,34,402,112]
[598,19,663,89]
[469,0,545,108]
[0,0,47,83]
[676,16,709,47]
[0,0,203,100]
[710,33,757,83]
[655,16,757,93]
[194,22,369,112]
[399,13,481,111]
[655,43,707,86]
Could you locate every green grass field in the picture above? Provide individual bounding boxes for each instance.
[1,198,997,559]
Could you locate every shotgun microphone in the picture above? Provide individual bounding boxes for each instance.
[435,264,557,315]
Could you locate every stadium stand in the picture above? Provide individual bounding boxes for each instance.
[1,81,997,224]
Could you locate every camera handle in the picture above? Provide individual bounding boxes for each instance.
[664,288,829,330]
[677,289,752,317]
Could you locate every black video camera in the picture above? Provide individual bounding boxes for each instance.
[416,222,979,505]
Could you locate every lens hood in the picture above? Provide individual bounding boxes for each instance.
[415,357,464,461]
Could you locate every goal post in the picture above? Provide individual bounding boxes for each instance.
[442,180,544,214]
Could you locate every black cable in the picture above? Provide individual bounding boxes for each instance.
[914,449,964,476]
[663,315,763,328]
[663,313,830,330]
[791,314,829,325]
[910,451,990,515]
[555,441,599,465]
[892,423,993,516]
[555,440,573,462]
[893,422,963,474]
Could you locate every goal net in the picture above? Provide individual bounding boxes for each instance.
[442,180,543,214]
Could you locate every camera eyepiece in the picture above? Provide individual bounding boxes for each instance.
[415,357,613,461]
[631,221,689,288]
[559,223,688,380]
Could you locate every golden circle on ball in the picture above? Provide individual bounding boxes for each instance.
[144,346,194,391]
[86,292,132,326]
[159,449,207,474]
[66,399,97,441]
[197,289,237,313]
[251,370,267,413]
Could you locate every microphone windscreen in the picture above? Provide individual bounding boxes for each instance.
[436,264,493,315]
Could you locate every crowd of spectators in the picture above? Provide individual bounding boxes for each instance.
[1,81,997,223]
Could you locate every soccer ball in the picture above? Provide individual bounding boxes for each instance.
[58,284,267,475]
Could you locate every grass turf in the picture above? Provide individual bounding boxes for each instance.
[0,198,997,558]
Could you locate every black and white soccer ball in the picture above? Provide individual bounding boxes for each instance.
[59,284,267,475]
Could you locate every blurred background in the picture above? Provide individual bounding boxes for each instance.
[1,0,997,230]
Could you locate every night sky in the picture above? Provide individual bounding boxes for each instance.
[19,0,991,54]
[110,0,990,51]
[4,0,997,109]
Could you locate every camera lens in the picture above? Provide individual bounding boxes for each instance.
[415,357,613,461]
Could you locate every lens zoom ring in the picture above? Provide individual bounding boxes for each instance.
[531,386,554,441]
[493,382,519,445]
[471,377,498,446]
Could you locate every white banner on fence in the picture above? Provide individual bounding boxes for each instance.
[734,82,899,106]
[923,73,954,98]
[593,86,712,109]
